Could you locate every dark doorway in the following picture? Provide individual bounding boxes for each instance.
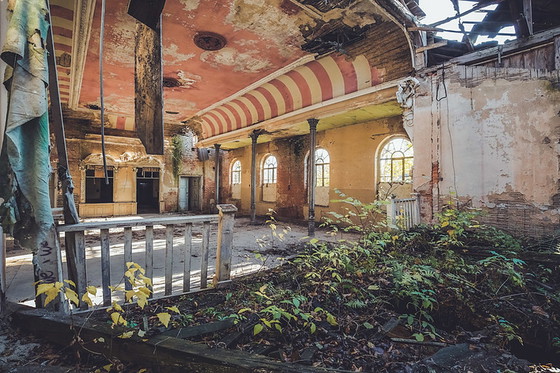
[136,167,160,213]
[178,176,201,212]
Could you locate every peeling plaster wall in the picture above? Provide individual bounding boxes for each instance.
[59,130,211,218]
[222,116,406,221]
[413,65,560,237]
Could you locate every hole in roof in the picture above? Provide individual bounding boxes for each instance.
[193,31,227,51]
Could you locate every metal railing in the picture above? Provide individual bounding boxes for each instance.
[387,194,421,230]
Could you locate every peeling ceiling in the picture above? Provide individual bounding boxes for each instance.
[49,0,418,140]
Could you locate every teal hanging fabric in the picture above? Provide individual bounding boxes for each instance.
[0,0,56,254]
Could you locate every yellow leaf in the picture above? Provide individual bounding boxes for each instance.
[54,282,64,290]
[157,312,171,328]
[64,288,79,306]
[139,287,151,296]
[126,261,135,269]
[111,301,123,312]
[125,290,135,302]
[118,331,134,339]
[87,286,97,295]
[103,364,112,372]
[137,369,148,373]
[64,279,76,288]
[36,283,54,297]
[441,221,449,227]
[110,312,127,326]
[44,287,60,306]
[81,293,93,307]
[137,292,148,309]
[108,285,124,292]
[166,306,180,314]
[139,275,152,286]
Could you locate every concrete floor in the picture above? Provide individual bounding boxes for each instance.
[4,215,357,307]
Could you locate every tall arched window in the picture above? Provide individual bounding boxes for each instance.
[263,155,277,184]
[315,148,330,187]
[231,160,241,185]
[379,137,413,183]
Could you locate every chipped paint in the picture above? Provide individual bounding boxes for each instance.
[413,65,560,235]
[179,0,200,11]
[164,44,196,65]
[200,47,272,73]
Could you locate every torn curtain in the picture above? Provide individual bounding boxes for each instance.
[0,0,62,287]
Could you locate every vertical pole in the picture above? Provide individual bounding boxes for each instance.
[215,204,237,285]
[250,132,259,224]
[307,119,318,236]
[0,226,6,314]
[214,144,221,207]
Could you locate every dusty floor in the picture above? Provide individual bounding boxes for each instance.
[4,214,356,306]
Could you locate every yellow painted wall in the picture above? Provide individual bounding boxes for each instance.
[224,116,412,222]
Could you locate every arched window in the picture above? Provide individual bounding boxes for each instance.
[315,148,330,187]
[262,155,277,184]
[379,137,413,183]
[231,160,241,185]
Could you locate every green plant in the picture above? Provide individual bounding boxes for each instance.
[171,135,183,185]
[489,315,523,347]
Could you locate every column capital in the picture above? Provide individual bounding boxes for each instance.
[214,143,221,150]
[249,131,260,142]
[307,118,319,130]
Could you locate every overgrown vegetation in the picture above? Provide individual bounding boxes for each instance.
[36,195,560,371]
[170,135,183,184]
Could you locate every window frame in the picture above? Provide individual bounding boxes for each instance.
[378,137,414,183]
[262,155,278,184]
[231,160,242,185]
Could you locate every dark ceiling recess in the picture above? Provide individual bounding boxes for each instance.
[302,22,370,55]
[193,32,227,51]
[127,0,166,30]
[85,103,101,110]
[163,77,182,88]
[299,0,353,13]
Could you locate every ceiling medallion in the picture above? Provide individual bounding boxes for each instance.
[193,31,227,51]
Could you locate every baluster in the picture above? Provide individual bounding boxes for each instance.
[100,229,111,306]
[200,221,210,289]
[123,227,133,292]
[145,225,154,297]
[165,225,174,296]
[72,231,87,309]
[183,224,192,293]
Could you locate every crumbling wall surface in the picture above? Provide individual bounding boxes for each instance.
[413,65,560,236]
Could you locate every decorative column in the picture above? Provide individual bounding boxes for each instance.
[214,144,221,206]
[307,118,318,236]
[250,131,260,224]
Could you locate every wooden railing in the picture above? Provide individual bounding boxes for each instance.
[387,194,421,230]
[57,204,237,309]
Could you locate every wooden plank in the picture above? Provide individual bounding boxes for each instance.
[160,318,235,339]
[134,19,164,155]
[145,226,154,297]
[57,215,219,232]
[200,222,210,289]
[100,229,111,306]
[183,224,192,293]
[13,307,344,373]
[555,36,560,71]
[215,205,237,284]
[127,0,166,30]
[451,27,560,65]
[415,41,448,53]
[165,225,174,296]
[123,227,133,292]
[71,231,87,310]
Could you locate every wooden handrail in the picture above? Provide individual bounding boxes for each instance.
[56,214,219,232]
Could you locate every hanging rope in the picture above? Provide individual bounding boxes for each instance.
[99,0,108,184]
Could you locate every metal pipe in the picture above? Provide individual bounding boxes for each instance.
[250,131,259,224]
[307,118,318,236]
[214,144,221,207]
